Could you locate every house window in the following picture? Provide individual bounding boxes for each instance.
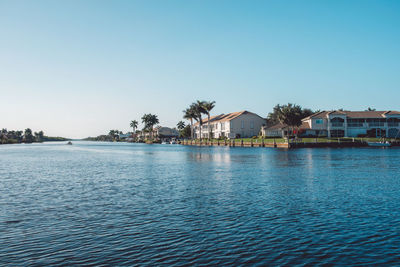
[221,123,225,130]
[250,121,254,129]
[348,119,364,128]
[241,121,244,129]
[315,119,323,125]
[367,119,385,127]
[388,118,400,127]
[331,117,344,127]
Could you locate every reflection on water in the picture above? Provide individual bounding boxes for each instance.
[1,142,400,265]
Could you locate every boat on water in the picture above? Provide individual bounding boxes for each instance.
[367,141,391,147]
[67,141,73,145]
[170,138,177,144]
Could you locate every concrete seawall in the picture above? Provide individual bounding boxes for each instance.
[180,140,400,149]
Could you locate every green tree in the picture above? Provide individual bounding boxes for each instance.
[267,104,282,125]
[191,101,207,140]
[141,114,159,139]
[130,120,138,133]
[201,101,216,140]
[24,128,34,143]
[180,125,191,138]
[277,104,304,137]
[177,121,185,131]
[109,130,118,141]
[183,106,196,139]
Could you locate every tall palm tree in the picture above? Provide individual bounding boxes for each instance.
[192,101,207,140]
[141,114,159,139]
[201,101,216,140]
[141,114,150,139]
[149,114,159,139]
[130,120,138,134]
[183,107,196,139]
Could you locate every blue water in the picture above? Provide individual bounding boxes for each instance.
[1,141,400,265]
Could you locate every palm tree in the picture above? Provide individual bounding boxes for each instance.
[192,101,207,140]
[177,121,185,131]
[109,130,119,141]
[130,120,138,134]
[183,107,196,139]
[201,101,216,140]
[141,114,159,139]
[24,128,34,143]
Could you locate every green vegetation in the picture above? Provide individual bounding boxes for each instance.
[202,101,216,140]
[0,128,69,144]
[267,103,315,137]
[84,129,125,142]
[141,113,159,140]
[183,100,216,140]
[183,106,196,139]
[130,120,138,133]
[176,121,190,138]
[179,125,191,139]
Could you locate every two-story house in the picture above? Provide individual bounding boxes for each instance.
[262,110,400,138]
[193,111,266,139]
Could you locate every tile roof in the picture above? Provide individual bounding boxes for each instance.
[302,110,400,120]
[194,111,264,125]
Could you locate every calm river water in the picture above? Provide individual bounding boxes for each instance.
[1,141,400,265]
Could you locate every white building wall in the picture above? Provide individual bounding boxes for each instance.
[229,114,266,138]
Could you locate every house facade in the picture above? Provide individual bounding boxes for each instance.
[262,110,400,138]
[193,111,266,139]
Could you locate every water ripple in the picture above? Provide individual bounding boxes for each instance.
[1,142,400,265]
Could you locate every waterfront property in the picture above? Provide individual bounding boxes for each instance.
[193,110,266,139]
[139,126,179,140]
[262,110,400,138]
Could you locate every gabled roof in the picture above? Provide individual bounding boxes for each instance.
[302,110,400,120]
[194,111,264,125]
[302,111,330,120]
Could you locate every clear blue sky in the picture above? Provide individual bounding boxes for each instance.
[1,0,399,138]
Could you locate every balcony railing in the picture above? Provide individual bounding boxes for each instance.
[348,123,364,128]
[368,123,385,127]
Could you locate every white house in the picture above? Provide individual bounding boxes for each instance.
[262,110,400,138]
[193,111,266,139]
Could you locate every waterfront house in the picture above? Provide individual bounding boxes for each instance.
[261,122,311,137]
[193,111,266,139]
[262,110,400,138]
[140,126,179,139]
[156,127,179,138]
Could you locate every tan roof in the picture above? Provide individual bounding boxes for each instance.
[194,111,264,125]
[303,110,400,120]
